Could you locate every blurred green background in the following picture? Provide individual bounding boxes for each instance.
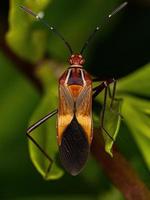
[0,0,150,199]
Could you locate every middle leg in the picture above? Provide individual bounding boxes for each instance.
[93,81,114,141]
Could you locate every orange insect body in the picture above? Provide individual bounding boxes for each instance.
[57,54,93,175]
[21,2,128,176]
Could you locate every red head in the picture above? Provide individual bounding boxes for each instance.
[69,54,85,66]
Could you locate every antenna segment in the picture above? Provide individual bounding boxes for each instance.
[80,2,128,54]
[19,5,73,55]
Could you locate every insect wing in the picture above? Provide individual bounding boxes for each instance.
[58,83,92,175]
[57,84,74,145]
[76,85,93,144]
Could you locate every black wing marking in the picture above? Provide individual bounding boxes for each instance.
[59,115,90,176]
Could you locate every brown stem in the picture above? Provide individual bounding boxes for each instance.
[91,128,150,200]
[0,39,43,93]
[0,4,43,93]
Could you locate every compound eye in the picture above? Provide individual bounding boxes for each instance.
[80,59,85,65]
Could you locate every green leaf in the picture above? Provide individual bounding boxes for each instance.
[94,64,150,161]
[99,187,124,200]
[6,0,50,62]
[121,95,150,169]
[94,63,150,158]
[118,63,150,97]
[7,0,122,61]
[93,88,122,156]
[28,63,64,180]
[116,64,150,169]
[101,100,122,156]
[0,51,40,178]
[0,50,40,142]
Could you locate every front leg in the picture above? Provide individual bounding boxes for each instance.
[93,78,123,116]
[93,78,115,104]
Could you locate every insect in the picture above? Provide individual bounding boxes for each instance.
[20,2,127,176]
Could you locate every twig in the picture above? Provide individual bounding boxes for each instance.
[0,39,43,93]
[91,128,150,200]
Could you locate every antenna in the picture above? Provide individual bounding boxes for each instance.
[19,5,73,55]
[80,2,128,54]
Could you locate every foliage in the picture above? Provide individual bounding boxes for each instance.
[0,0,150,199]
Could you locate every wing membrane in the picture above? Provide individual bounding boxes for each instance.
[59,115,90,176]
[57,84,74,144]
[76,85,93,144]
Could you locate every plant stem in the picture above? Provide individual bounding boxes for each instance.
[0,9,43,93]
[91,128,150,200]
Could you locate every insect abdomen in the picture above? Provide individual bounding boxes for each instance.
[59,116,90,176]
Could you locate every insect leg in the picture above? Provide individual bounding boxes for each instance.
[93,82,114,141]
[101,85,114,141]
[92,81,107,99]
[107,79,123,118]
[93,78,123,117]
[26,109,58,177]
[107,78,118,107]
[92,77,114,98]
[27,109,58,133]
